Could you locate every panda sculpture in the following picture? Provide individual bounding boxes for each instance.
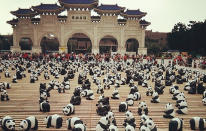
[97,85,104,94]
[138,101,149,115]
[109,124,118,131]
[151,92,160,103]
[40,101,50,112]
[111,88,120,99]
[106,111,116,126]
[140,114,149,127]
[140,125,150,131]
[176,100,188,114]
[0,116,15,131]
[81,89,94,100]
[202,97,206,105]
[169,85,179,94]
[145,118,157,131]
[190,117,206,130]
[125,124,135,131]
[163,103,175,119]
[96,116,109,131]
[1,89,9,101]
[133,92,141,101]
[44,114,63,128]
[19,116,38,131]
[146,86,153,96]
[70,95,81,105]
[169,118,183,131]
[126,94,134,106]
[73,123,86,131]
[66,117,83,130]
[119,102,128,112]
[123,111,136,129]
[62,104,74,116]
[39,91,48,103]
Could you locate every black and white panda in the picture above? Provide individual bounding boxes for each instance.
[0,116,15,131]
[44,114,63,128]
[12,74,18,83]
[142,80,148,87]
[119,102,128,112]
[66,117,83,130]
[62,103,74,116]
[19,116,38,131]
[138,101,149,115]
[96,116,109,131]
[125,124,135,131]
[151,92,160,103]
[140,125,150,131]
[133,92,141,101]
[73,123,86,131]
[190,117,206,130]
[169,118,183,131]
[81,89,94,100]
[146,86,153,96]
[176,100,188,114]
[123,111,136,129]
[145,118,157,131]
[163,103,175,119]
[140,114,149,127]
[111,88,120,99]
[109,124,118,131]
[70,95,81,105]
[97,85,104,94]
[106,111,117,126]
[40,101,50,112]
[1,82,11,89]
[1,89,9,101]
[126,94,134,106]
[202,97,206,106]
[169,85,179,94]
[172,89,181,100]
[39,91,47,103]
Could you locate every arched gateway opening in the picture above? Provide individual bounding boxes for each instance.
[19,38,33,50]
[99,35,118,54]
[40,34,59,53]
[67,33,92,54]
[126,38,139,53]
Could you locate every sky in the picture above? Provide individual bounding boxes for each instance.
[0,0,206,35]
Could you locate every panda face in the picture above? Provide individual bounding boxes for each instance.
[125,111,134,120]
[165,103,174,111]
[63,106,71,115]
[40,92,47,99]
[80,90,87,97]
[6,119,15,130]
[106,111,114,121]
[19,120,28,130]
[145,118,155,129]
[139,101,147,109]
[125,124,135,131]
[140,114,149,123]
[1,90,7,96]
[202,98,206,105]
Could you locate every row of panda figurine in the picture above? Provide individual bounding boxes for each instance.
[0,82,11,101]
[0,115,86,131]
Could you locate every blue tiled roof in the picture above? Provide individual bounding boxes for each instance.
[33,4,62,10]
[97,4,123,10]
[60,0,97,4]
[140,20,150,25]
[11,9,35,15]
[125,9,145,15]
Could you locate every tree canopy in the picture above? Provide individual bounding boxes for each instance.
[167,20,206,56]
